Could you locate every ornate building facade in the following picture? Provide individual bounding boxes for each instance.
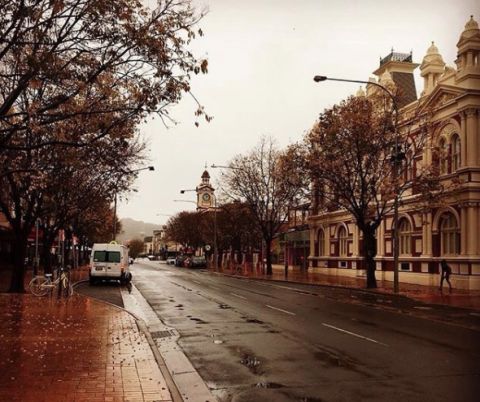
[308,16,480,289]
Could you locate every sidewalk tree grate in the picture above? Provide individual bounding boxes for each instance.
[151,330,176,339]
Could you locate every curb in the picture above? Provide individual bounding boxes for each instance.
[121,281,216,402]
[72,283,183,402]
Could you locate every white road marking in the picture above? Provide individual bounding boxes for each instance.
[192,280,201,285]
[249,281,316,296]
[266,305,296,316]
[322,323,388,346]
[231,293,247,300]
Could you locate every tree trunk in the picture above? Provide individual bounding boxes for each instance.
[362,226,377,288]
[9,235,28,293]
[41,233,56,275]
[265,238,273,275]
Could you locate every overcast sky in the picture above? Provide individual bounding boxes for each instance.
[118,0,477,226]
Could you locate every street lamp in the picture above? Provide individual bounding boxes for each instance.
[112,166,154,241]
[313,75,401,293]
[173,199,197,205]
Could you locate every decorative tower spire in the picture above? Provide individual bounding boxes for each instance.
[420,41,446,96]
[455,15,480,82]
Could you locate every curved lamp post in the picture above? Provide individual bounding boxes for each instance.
[313,75,401,293]
[113,166,154,241]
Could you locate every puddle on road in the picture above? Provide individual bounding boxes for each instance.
[313,349,358,371]
[240,354,262,374]
[190,317,208,324]
[245,318,264,324]
[255,381,283,389]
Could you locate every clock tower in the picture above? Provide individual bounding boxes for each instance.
[196,169,215,210]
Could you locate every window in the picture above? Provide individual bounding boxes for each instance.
[452,134,460,171]
[402,151,414,182]
[439,138,448,174]
[398,219,411,255]
[318,229,325,256]
[93,251,121,263]
[338,226,348,257]
[440,213,459,255]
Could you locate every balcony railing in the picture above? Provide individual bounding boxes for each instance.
[380,51,412,66]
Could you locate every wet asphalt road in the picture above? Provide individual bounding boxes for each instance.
[88,260,480,402]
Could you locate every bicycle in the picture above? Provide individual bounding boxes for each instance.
[29,267,73,297]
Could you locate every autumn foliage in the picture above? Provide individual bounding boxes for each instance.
[0,0,208,291]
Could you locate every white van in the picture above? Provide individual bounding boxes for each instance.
[89,242,131,285]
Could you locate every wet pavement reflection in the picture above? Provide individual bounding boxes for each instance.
[0,293,171,402]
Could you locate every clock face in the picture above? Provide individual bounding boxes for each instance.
[202,193,211,202]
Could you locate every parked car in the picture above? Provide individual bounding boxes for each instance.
[175,255,187,267]
[166,257,176,265]
[190,256,207,268]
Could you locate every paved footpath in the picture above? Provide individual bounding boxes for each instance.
[0,293,172,402]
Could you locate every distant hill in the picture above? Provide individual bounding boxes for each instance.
[117,218,163,243]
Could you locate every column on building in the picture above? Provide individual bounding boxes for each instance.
[351,224,359,270]
[460,112,467,168]
[460,204,468,255]
[376,219,385,271]
[466,203,480,256]
[309,225,316,267]
[465,109,479,166]
[421,211,433,273]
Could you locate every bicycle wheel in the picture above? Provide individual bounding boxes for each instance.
[29,276,51,297]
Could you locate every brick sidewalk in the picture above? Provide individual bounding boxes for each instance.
[213,264,480,310]
[0,293,172,402]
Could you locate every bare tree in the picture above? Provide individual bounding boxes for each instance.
[220,137,308,275]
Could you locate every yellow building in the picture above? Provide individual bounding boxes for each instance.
[308,16,480,290]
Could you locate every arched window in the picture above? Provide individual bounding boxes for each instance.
[398,219,411,255]
[452,134,461,171]
[440,213,459,255]
[318,229,325,256]
[338,226,348,257]
[439,138,448,174]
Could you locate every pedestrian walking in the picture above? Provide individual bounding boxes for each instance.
[439,259,452,292]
